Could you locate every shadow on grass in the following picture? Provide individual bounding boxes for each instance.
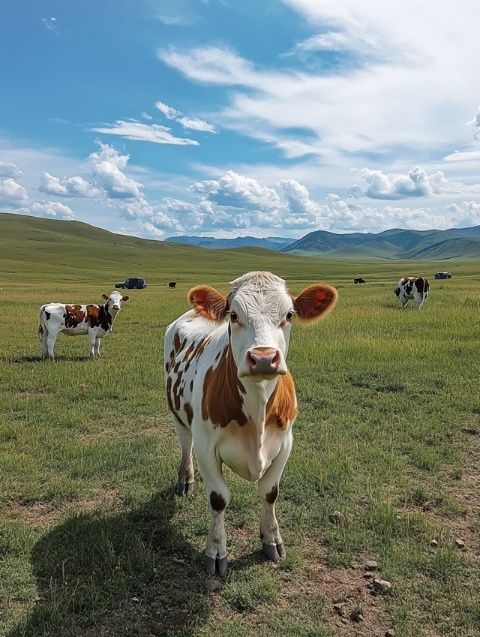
[8,489,211,637]
[7,355,92,363]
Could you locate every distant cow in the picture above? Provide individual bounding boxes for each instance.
[169,281,177,289]
[38,291,129,360]
[165,271,338,575]
[395,276,430,309]
[354,277,366,284]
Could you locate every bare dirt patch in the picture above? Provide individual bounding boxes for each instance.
[6,499,61,528]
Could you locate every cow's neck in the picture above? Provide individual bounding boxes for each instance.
[103,303,115,325]
[241,376,278,427]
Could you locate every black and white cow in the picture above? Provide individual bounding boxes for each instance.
[38,291,129,359]
[395,276,430,309]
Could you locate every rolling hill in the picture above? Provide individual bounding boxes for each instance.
[283,226,480,259]
[165,235,293,250]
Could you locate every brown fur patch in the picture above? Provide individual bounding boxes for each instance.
[202,346,247,427]
[64,304,86,328]
[266,372,297,429]
[86,305,111,331]
[188,285,229,321]
[266,485,278,504]
[210,491,227,511]
[294,284,338,323]
[184,403,194,425]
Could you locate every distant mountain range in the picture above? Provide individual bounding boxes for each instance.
[165,235,294,251]
[167,226,480,259]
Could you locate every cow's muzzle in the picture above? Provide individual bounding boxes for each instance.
[246,347,283,376]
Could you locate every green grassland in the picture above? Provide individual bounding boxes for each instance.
[1,213,480,636]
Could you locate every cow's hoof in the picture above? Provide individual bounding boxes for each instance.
[176,481,194,496]
[203,554,228,576]
[262,543,280,562]
[276,542,286,557]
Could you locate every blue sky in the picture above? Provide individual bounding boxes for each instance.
[1,0,480,238]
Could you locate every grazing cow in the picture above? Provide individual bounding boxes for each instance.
[354,277,366,284]
[169,281,177,289]
[395,276,430,309]
[38,291,129,360]
[164,271,338,575]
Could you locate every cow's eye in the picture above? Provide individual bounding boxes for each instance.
[230,311,239,323]
[286,311,294,321]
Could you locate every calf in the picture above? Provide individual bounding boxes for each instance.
[38,291,129,359]
[169,281,177,289]
[395,276,429,309]
[164,271,338,575]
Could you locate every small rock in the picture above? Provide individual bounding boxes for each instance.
[363,572,373,579]
[385,630,396,637]
[333,602,348,617]
[455,539,466,549]
[372,578,392,594]
[351,610,364,623]
[131,597,140,603]
[430,539,438,547]
[329,510,345,525]
[172,556,186,564]
[207,578,222,593]
[365,560,378,571]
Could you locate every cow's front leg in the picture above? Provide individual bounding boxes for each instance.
[258,433,292,562]
[195,447,230,576]
[94,336,102,358]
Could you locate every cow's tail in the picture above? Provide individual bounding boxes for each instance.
[38,305,48,339]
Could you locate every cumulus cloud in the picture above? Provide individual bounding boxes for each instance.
[155,100,216,133]
[467,106,480,140]
[0,161,23,178]
[39,171,99,197]
[349,167,474,200]
[91,120,199,146]
[191,170,281,210]
[0,178,28,206]
[27,201,74,220]
[88,143,143,199]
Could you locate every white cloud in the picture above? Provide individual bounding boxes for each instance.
[26,201,74,220]
[0,178,28,206]
[91,120,199,146]
[0,161,23,178]
[88,143,143,199]
[41,17,58,33]
[467,105,480,140]
[444,150,480,162]
[155,100,216,133]
[349,166,478,200]
[192,170,281,210]
[39,171,99,197]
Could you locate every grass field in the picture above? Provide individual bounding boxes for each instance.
[1,215,480,636]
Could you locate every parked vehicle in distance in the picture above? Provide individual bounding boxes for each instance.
[115,277,147,289]
[434,272,452,280]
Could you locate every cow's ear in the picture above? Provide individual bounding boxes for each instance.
[102,294,109,300]
[122,295,129,302]
[293,284,338,323]
[188,285,228,321]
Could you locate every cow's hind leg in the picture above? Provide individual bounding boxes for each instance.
[39,326,49,359]
[46,332,57,360]
[195,446,230,575]
[258,434,292,562]
[174,419,194,496]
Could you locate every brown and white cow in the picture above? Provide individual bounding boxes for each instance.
[38,291,129,360]
[164,271,338,575]
[395,276,430,309]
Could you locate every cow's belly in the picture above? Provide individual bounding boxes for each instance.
[215,422,286,482]
[61,326,89,336]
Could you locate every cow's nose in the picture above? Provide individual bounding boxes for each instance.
[112,305,120,310]
[246,347,281,375]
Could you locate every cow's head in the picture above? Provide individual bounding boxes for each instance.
[189,271,337,379]
[102,291,129,313]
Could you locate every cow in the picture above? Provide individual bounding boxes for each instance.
[38,291,129,360]
[169,281,177,289]
[164,271,338,575]
[395,276,430,309]
[354,278,366,284]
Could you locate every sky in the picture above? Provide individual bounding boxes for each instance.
[1,0,480,240]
